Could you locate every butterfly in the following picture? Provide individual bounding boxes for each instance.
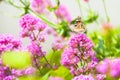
[72,16,86,33]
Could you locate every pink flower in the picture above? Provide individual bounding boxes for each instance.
[27,42,45,57]
[55,5,72,23]
[61,47,79,67]
[84,0,89,2]
[96,58,120,77]
[61,33,97,76]
[102,22,113,34]
[19,14,46,31]
[19,14,47,40]
[72,74,94,80]
[96,59,109,74]
[51,37,64,51]
[0,34,21,53]
[30,0,52,14]
[96,74,106,80]
[23,67,36,75]
[68,33,93,51]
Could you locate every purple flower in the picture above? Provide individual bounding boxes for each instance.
[55,5,72,23]
[19,14,47,44]
[23,67,36,75]
[96,59,109,74]
[51,37,64,51]
[61,33,97,76]
[96,58,120,78]
[61,47,79,67]
[12,69,23,76]
[0,66,16,80]
[68,33,93,50]
[27,42,45,57]
[52,42,63,51]
[19,14,46,31]
[96,74,106,80]
[3,76,15,80]
[0,34,21,53]
[72,74,94,80]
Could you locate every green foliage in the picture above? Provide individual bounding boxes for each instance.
[38,50,73,80]
[50,66,73,80]
[39,72,50,80]
[57,20,71,37]
[18,76,36,80]
[38,50,63,76]
[48,50,62,66]
[83,11,98,25]
[89,27,120,60]
[1,51,31,69]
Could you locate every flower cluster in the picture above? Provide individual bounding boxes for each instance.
[96,58,120,77]
[30,0,52,14]
[0,34,21,54]
[61,33,97,76]
[19,14,48,69]
[19,14,47,40]
[55,5,72,23]
[72,74,94,80]
[0,65,35,80]
[72,74,105,80]
[27,42,45,57]
[51,37,64,51]
[0,34,36,79]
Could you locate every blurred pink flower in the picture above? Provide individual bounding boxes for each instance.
[61,33,97,76]
[96,59,109,74]
[55,5,72,23]
[102,22,113,34]
[84,0,89,2]
[19,14,46,32]
[51,37,64,51]
[96,74,106,80]
[27,42,45,57]
[96,58,120,77]
[19,14,47,42]
[30,0,52,14]
[0,34,21,53]
[72,74,94,80]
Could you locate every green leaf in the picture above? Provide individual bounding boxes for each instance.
[1,51,31,69]
[70,18,76,25]
[18,76,36,80]
[50,66,73,80]
[46,50,63,66]
[40,72,50,80]
[83,11,98,24]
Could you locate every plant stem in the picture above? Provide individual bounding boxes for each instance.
[6,1,62,30]
[87,2,92,11]
[34,56,42,74]
[76,0,83,17]
[5,0,23,9]
[42,53,52,68]
[29,9,62,29]
[102,0,110,22]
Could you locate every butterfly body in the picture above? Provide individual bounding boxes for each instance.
[73,16,86,33]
